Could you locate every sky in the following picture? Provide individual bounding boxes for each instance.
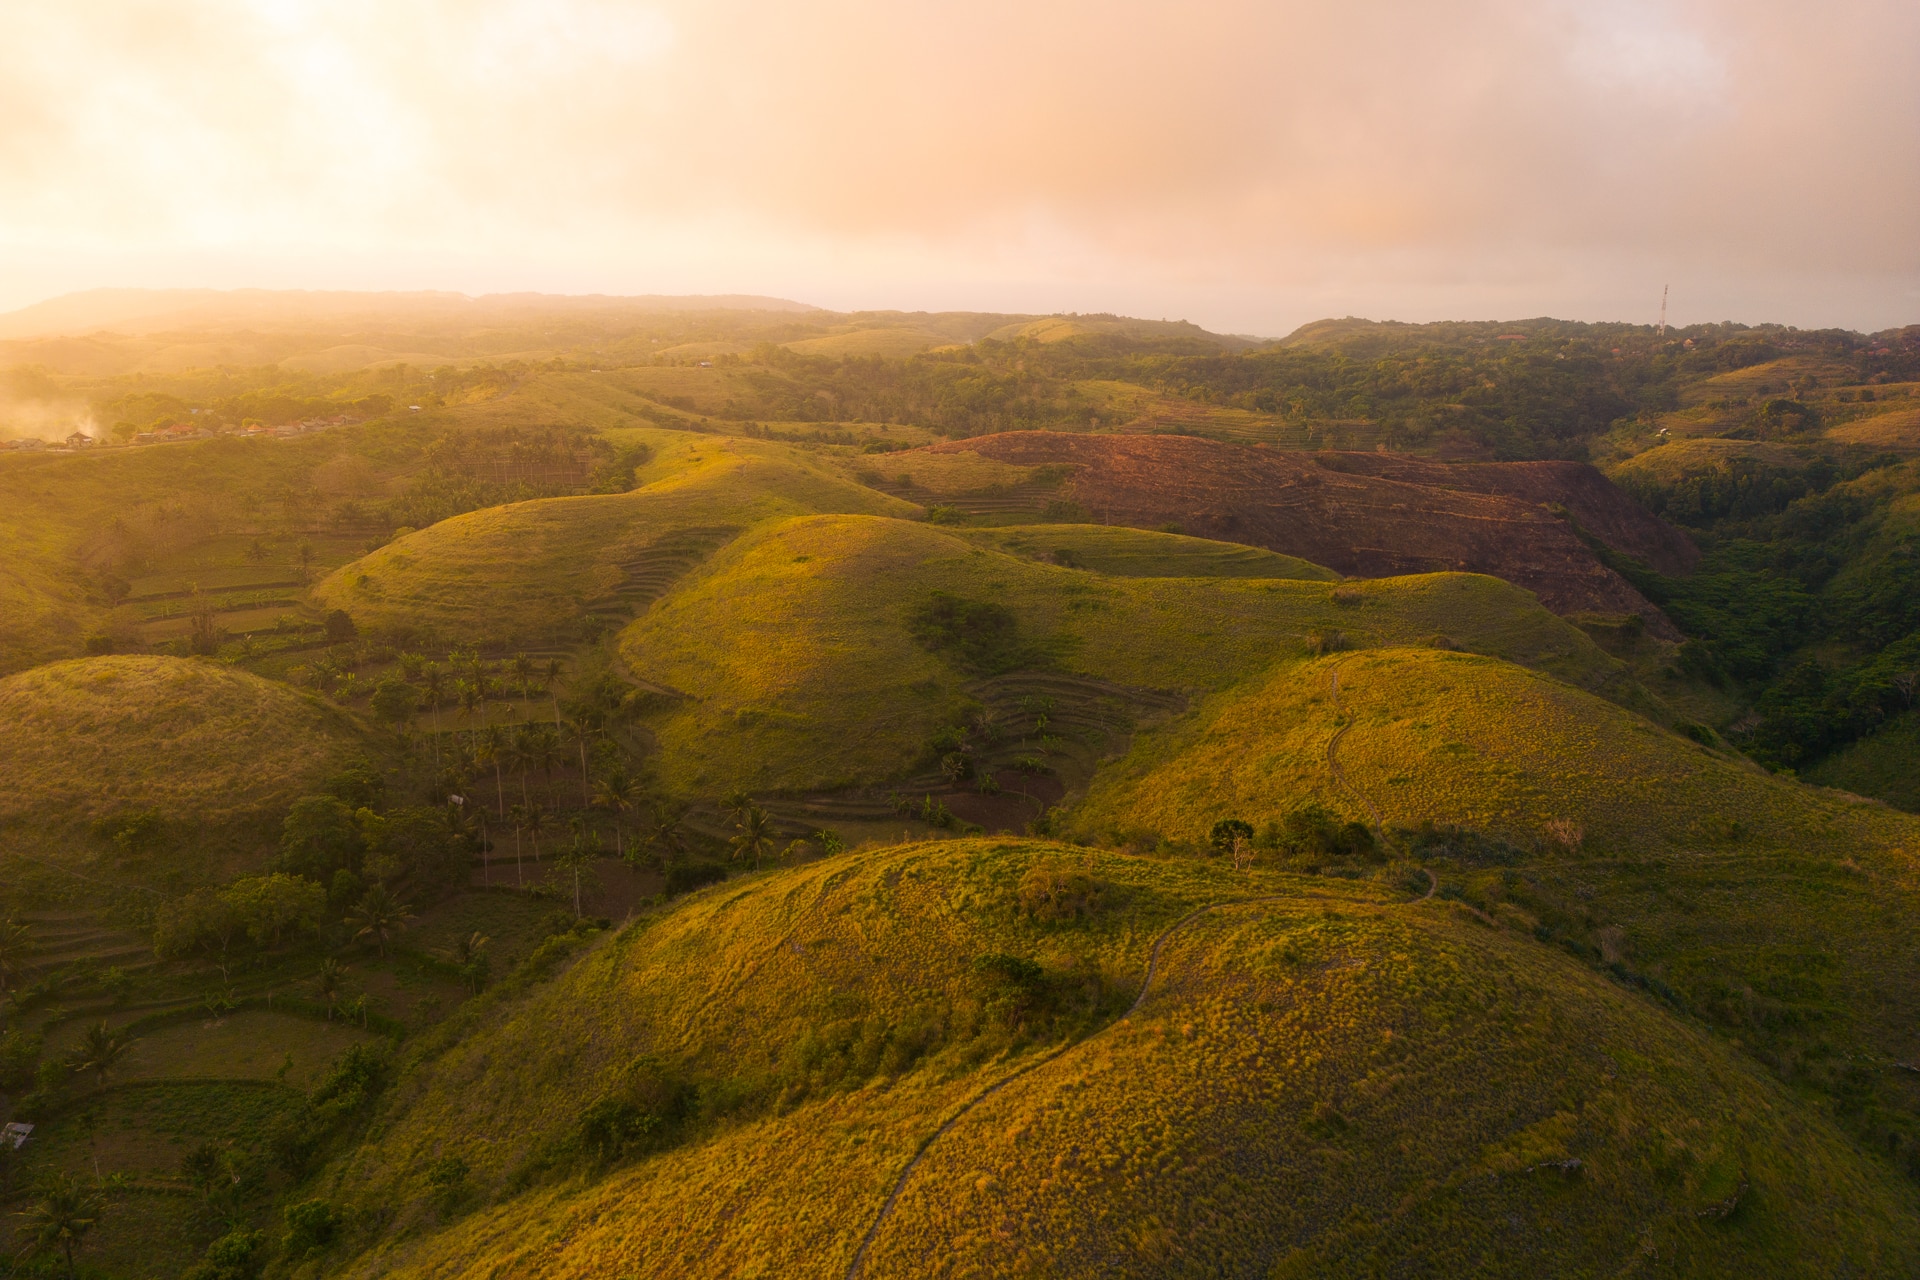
[1,0,1916,336]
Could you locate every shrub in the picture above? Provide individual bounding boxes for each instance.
[1018,863,1107,922]
[283,1200,337,1256]
[665,860,728,895]
[1209,819,1255,856]
[183,1228,264,1280]
[1331,584,1364,606]
[1306,629,1349,656]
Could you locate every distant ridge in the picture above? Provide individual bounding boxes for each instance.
[0,287,822,339]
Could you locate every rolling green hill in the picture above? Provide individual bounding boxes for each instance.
[313,436,917,647]
[618,514,1636,797]
[317,841,1920,1278]
[1069,646,1920,1160]
[0,654,365,857]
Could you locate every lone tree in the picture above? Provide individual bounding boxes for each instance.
[324,609,358,646]
[18,1173,103,1279]
[348,885,414,958]
[67,1023,133,1092]
[729,804,777,870]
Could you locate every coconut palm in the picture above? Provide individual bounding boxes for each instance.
[512,652,534,700]
[457,679,484,749]
[523,801,549,865]
[592,769,640,862]
[18,1173,103,1279]
[66,1023,133,1091]
[543,657,565,725]
[0,919,34,1001]
[729,804,777,870]
[563,716,598,807]
[647,803,685,861]
[348,884,414,958]
[421,666,447,767]
[553,821,601,916]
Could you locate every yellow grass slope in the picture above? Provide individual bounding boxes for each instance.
[969,523,1339,580]
[618,514,1634,796]
[1071,646,1920,1089]
[0,655,364,837]
[314,437,918,646]
[327,842,1919,1278]
[1074,646,1900,854]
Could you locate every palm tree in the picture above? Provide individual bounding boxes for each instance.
[451,931,490,993]
[592,769,640,862]
[729,804,777,870]
[67,1023,132,1092]
[314,958,343,1021]
[563,716,597,807]
[554,821,600,916]
[722,790,754,826]
[457,679,483,750]
[523,801,549,865]
[0,919,34,1001]
[18,1173,103,1279]
[512,652,534,700]
[348,884,414,958]
[421,666,447,767]
[647,803,685,863]
[543,657,565,726]
[523,724,563,805]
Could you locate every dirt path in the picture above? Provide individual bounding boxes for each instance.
[1325,664,1384,834]
[842,875,1434,1277]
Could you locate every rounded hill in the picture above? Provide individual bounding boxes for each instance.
[322,841,1920,1278]
[0,655,364,837]
[617,514,1632,796]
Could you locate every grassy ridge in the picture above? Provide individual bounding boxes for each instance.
[326,842,1919,1278]
[1070,647,1920,1144]
[0,654,364,842]
[1073,647,1892,853]
[314,436,917,646]
[966,523,1339,580]
[618,514,1633,796]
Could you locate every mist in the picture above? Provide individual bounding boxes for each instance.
[0,1,1915,331]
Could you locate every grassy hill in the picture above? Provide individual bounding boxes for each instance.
[1069,647,1920,1154]
[316,841,1920,1278]
[313,435,917,647]
[968,524,1339,580]
[618,514,1640,797]
[0,654,365,856]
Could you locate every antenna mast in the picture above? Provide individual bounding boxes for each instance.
[1657,284,1668,338]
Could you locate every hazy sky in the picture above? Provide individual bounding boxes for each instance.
[2,0,1915,334]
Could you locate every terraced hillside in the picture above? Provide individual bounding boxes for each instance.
[921,432,1686,630]
[317,842,1920,1278]
[0,655,366,858]
[617,514,1638,797]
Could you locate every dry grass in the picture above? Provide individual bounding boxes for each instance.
[323,841,1920,1278]
[618,515,1630,796]
[0,654,364,837]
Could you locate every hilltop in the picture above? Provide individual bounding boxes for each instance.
[317,841,1920,1278]
[0,654,366,861]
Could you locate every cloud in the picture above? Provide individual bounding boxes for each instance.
[0,0,1914,332]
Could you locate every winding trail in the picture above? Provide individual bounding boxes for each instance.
[843,879,1433,1277]
[1326,664,1384,835]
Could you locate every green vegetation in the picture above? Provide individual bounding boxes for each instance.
[4,299,1920,1277]
[619,514,1630,796]
[0,656,366,864]
[310,842,1918,1277]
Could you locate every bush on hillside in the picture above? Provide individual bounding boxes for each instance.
[909,592,1039,675]
[1018,862,1107,922]
[1264,804,1376,860]
[279,796,364,881]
